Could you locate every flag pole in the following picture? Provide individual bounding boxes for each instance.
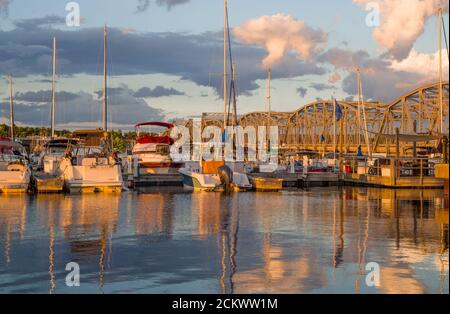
[333,97,337,159]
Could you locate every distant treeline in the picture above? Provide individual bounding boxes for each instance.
[0,124,137,153]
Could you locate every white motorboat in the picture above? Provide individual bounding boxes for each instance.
[58,130,123,193]
[0,138,31,193]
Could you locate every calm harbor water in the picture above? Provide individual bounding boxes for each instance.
[0,187,448,294]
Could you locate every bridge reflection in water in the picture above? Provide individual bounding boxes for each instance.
[0,188,447,293]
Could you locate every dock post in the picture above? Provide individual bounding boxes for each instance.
[133,156,139,178]
[395,128,400,186]
[420,159,423,187]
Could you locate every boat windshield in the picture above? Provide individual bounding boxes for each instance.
[46,146,68,155]
[0,154,27,163]
[73,146,107,158]
[135,123,173,145]
[136,126,170,137]
[0,142,27,157]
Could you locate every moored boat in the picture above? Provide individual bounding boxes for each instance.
[179,168,222,192]
[31,138,77,193]
[249,176,283,192]
[132,122,183,174]
[0,138,31,193]
[179,160,223,192]
[58,130,123,193]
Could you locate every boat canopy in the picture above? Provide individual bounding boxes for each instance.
[46,138,78,147]
[135,122,174,129]
[0,140,27,156]
[379,134,442,142]
[135,122,174,145]
[72,130,108,147]
[0,140,26,150]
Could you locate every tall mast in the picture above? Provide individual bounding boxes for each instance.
[8,75,14,141]
[223,0,227,130]
[333,96,336,158]
[357,68,371,157]
[103,25,108,131]
[51,33,56,138]
[231,63,236,127]
[267,65,271,130]
[438,7,443,134]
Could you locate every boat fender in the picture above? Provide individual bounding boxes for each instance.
[110,151,120,165]
[218,165,233,192]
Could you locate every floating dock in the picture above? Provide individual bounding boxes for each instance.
[249,172,339,189]
[129,173,183,188]
[31,173,64,193]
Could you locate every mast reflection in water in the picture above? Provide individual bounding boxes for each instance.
[0,187,447,294]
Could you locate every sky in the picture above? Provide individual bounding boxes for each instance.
[0,0,449,130]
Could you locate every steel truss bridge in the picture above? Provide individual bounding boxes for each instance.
[188,82,449,156]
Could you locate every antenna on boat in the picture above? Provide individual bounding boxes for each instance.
[438,7,444,134]
[51,32,56,138]
[223,0,228,131]
[8,74,15,141]
[103,24,108,132]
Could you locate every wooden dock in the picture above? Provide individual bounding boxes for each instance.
[341,173,444,189]
[249,172,340,188]
[31,173,64,193]
[130,173,183,187]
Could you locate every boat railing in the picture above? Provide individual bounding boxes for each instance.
[342,156,443,179]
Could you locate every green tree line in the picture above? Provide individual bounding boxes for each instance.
[0,124,137,153]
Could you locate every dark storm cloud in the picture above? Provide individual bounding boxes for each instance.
[0,17,326,96]
[341,70,425,103]
[136,0,150,13]
[12,15,66,30]
[0,0,11,17]
[133,86,185,97]
[136,0,191,13]
[93,85,185,98]
[12,90,80,102]
[317,48,429,102]
[297,87,307,98]
[0,88,164,126]
[310,83,337,91]
[156,0,191,10]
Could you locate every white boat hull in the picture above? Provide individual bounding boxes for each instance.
[59,158,123,193]
[179,168,222,192]
[0,169,31,193]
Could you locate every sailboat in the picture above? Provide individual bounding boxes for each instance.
[178,0,251,192]
[58,25,123,193]
[0,75,31,193]
[32,33,71,193]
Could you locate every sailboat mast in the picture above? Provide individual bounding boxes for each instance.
[223,0,227,130]
[357,68,371,156]
[333,96,337,158]
[8,75,14,141]
[103,25,108,132]
[51,33,56,138]
[231,63,236,127]
[267,65,271,129]
[356,69,362,147]
[438,7,443,134]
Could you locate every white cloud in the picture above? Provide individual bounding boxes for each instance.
[353,0,449,60]
[234,13,327,68]
[389,48,449,77]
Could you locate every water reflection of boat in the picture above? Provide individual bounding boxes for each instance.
[135,193,174,237]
